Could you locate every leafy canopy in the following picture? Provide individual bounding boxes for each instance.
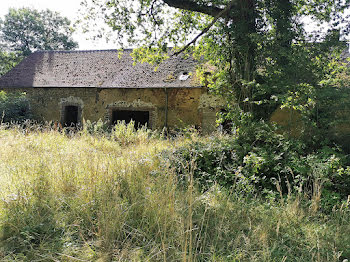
[0,51,23,77]
[0,7,78,56]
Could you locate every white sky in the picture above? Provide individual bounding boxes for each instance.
[0,0,116,50]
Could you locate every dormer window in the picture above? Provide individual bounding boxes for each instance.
[179,71,190,81]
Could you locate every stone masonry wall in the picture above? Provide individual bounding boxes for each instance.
[0,87,220,131]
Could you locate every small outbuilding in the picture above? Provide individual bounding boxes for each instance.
[0,49,224,132]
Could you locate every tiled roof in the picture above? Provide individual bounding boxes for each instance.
[0,49,200,88]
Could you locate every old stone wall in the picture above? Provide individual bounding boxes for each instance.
[269,107,304,137]
[0,87,222,131]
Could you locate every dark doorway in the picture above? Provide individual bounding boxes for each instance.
[219,109,232,133]
[112,110,149,129]
[63,105,79,126]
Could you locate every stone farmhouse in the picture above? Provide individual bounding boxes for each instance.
[0,49,223,132]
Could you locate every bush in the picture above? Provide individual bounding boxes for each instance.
[82,119,110,135]
[163,121,349,203]
[112,120,153,145]
[0,91,32,123]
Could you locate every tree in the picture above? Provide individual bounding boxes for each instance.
[80,0,349,110]
[0,8,78,56]
[0,51,23,77]
[0,8,78,76]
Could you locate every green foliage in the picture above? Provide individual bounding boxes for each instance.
[81,119,154,145]
[0,51,23,76]
[0,7,78,56]
[112,120,152,145]
[82,118,110,135]
[164,121,349,205]
[0,91,31,123]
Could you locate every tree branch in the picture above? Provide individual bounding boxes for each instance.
[163,0,225,17]
[173,1,235,56]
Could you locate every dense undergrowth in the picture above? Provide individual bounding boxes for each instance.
[0,122,349,261]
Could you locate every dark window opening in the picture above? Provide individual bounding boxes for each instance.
[112,110,149,129]
[219,109,232,133]
[63,105,79,126]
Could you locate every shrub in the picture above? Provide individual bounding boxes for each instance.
[112,120,152,145]
[163,121,349,202]
[82,118,110,135]
[0,91,32,123]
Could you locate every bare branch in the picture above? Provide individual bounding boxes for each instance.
[149,0,160,26]
[173,1,235,56]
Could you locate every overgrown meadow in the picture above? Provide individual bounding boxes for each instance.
[0,122,349,261]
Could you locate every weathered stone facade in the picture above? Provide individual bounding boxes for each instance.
[0,87,223,132]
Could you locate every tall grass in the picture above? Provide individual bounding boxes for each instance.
[0,123,349,261]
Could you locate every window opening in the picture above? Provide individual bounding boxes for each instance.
[63,105,79,126]
[112,110,149,129]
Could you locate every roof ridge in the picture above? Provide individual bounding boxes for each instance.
[34,49,133,54]
[33,47,177,54]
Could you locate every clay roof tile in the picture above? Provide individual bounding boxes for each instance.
[0,49,200,89]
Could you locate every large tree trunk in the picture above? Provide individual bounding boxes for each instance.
[230,0,257,111]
